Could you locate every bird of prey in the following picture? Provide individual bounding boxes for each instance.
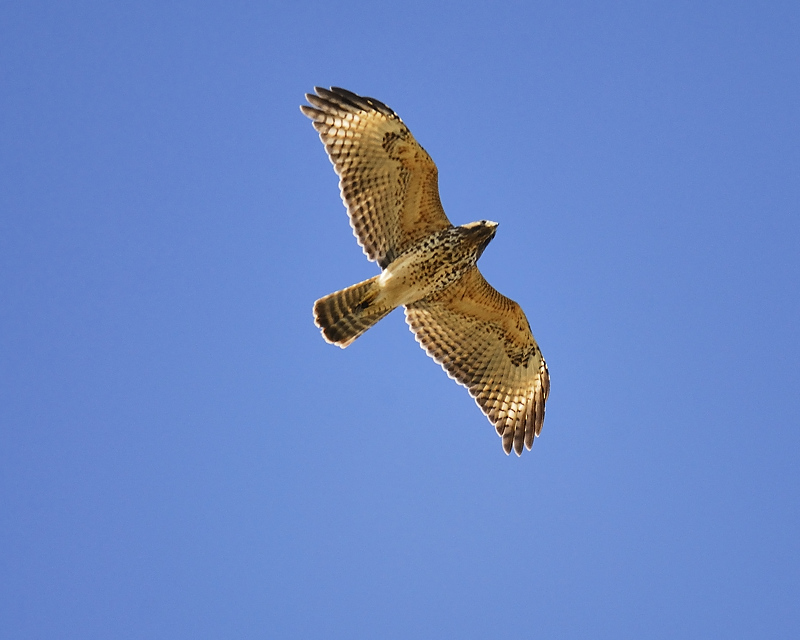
[301,87,550,455]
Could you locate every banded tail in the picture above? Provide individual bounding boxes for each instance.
[313,276,394,347]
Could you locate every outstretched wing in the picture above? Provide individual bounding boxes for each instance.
[405,267,550,455]
[301,87,452,269]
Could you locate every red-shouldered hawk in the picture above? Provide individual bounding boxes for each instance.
[302,87,550,455]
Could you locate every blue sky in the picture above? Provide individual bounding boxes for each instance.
[2,1,799,637]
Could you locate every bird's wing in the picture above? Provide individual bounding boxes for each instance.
[405,267,550,455]
[301,87,452,269]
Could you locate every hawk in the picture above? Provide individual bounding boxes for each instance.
[302,87,550,455]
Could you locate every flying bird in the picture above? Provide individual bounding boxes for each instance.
[301,87,550,455]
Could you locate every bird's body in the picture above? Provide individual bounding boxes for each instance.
[377,223,496,308]
[302,87,550,455]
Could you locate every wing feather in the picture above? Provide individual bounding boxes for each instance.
[301,87,452,269]
[405,267,550,455]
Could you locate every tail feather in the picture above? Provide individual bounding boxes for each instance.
[313,276,393,347]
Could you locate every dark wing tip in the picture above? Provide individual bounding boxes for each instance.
[300,87,354,116]
[513,426,525,456]
[299,104,322,119]
[329,86,396,116]
[303,86,397,118]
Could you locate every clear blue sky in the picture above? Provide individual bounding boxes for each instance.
[2,1,799,637]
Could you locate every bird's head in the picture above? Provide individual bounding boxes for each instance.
[463,219,498,259]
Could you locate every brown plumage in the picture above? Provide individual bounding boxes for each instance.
[302,87,550,455]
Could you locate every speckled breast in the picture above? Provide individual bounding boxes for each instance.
[377,227,480,307]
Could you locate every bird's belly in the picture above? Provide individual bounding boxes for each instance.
[377,249,472,307]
